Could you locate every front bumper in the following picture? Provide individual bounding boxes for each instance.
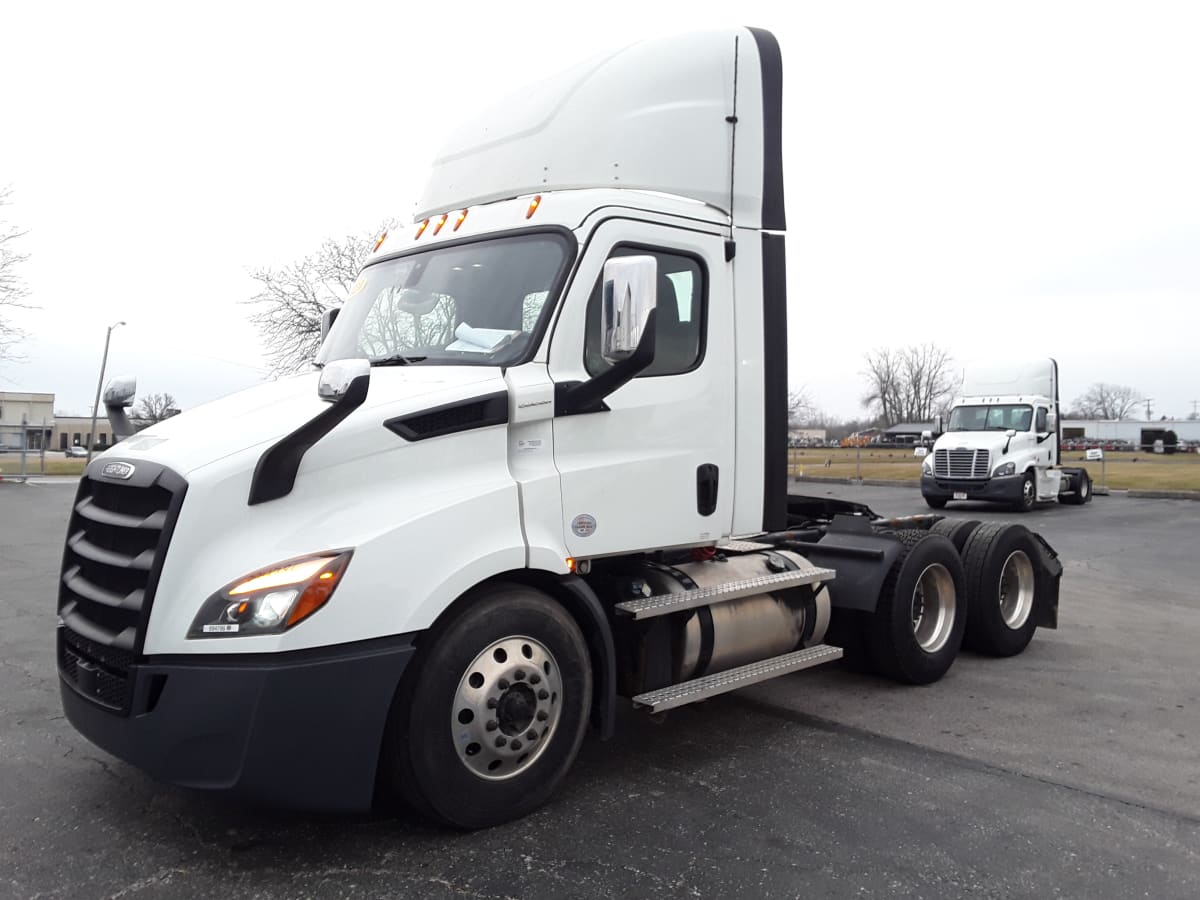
[59,631,416,812]
[921,472,1025,503]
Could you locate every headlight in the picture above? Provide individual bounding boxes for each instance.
[993,461,1016,477]
[922,456,934,474]
[188,551,352,638]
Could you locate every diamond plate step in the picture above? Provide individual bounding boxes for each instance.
[719,539,774,552]
[614,566,836,621]
[632,644,844,713]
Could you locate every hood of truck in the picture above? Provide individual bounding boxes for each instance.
[932,431,1011,454]
[101,366,504,477]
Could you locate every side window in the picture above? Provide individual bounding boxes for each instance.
[1035,407,1048,433]
[584,247,706,377]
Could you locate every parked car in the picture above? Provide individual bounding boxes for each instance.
[65,446,88,458]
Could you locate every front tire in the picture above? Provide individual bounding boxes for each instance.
[1014,471,1037,513]
[381,583,592,829]
[924,494,948,510]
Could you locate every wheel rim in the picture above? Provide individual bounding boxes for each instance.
[1023,477,1035,507]
[1079,477,1089,499]
[451,635,563,781]
[910,563,956,653]
[998,550,1035,629]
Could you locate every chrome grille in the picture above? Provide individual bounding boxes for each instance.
[57,461,186,714]
[933,448,990,479]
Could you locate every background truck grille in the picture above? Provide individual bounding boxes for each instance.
[56,460,186,714]
[933,448,990,479]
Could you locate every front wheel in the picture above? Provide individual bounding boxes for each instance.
[381,583,592,829]
[1014,471,1037,513]
[923,494,948,510]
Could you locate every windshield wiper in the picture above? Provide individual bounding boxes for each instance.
[371,354,427,367]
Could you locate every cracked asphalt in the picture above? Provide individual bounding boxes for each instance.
[1,481,1198,898]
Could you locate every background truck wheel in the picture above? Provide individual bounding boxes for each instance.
[381,583,592,829]
[866,532,966,685]
[924,495,947,510]
[1014,471,1037,513]
[1062,470,1092,505]
[961,523,1040,656]
[930,518,981,552]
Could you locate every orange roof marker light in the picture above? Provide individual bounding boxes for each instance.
[454,209,469,231]
[433,213,449,236]
[526,195,542,219]
[414,219,430,240]
[372,230,388,253]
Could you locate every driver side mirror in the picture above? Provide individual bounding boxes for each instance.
[320,307,340,343]
[103,376,137,409]
[601,255,657,364]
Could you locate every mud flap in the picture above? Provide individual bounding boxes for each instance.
[1029,532,1062,629]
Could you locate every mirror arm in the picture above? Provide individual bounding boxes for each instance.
[557,310,657,417]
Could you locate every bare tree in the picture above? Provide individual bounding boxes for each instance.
[861,344,958,426]
[788,387,816,426]
[1069,383,1142,420]
[246,223,392,374]
[134,392,179,426]
[0,186,31,361]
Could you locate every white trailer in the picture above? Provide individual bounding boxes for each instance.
[57,28,1064,828]
[921,359,1092,512]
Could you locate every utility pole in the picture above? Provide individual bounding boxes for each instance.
[87,321,126,464]
[1144,398,1153,420]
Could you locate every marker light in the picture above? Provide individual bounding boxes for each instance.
[433,213,449,235]
[373,230,388,252]
[526,195,541,219]
[454,208,469,231]
[188,551,352,638]
[566,557,576,572]
[415,219,430,240]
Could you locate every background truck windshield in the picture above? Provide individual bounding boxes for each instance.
[316,232,573,367]
[948,404,1033,432]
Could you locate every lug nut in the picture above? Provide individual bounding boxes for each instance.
[495,736,507,748]
[529,674,541,685]
[510,740,522,751]
[526,730,537,741]
[486,720,499,732]
[486,697,498,709]
[536,710,548,721]
[514,669,525,681]
[498,678,510,691]
[538,689,549,700]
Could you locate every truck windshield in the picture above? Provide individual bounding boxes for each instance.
[948,405,1033,432]
[316,232,574,367]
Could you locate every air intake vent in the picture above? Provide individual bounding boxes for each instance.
[385,392,508,441]
[933,448,990,479]
[57,460,186,715]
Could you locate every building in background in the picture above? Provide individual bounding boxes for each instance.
[53,416,114,452]
[0,391,55,451]
[1061,419,1200,450]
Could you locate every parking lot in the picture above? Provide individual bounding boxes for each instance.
[2,480,1198,898]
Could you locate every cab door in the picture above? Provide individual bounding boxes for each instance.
[548,220,735,557]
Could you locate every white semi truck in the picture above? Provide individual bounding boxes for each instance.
[921,359,1092,512]
[57,28,1064,828]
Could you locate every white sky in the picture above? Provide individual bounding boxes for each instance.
[1,0,1198,420]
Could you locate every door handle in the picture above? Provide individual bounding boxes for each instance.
[696,464,719,516]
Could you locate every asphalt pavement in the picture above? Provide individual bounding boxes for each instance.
[1,480,1197,899]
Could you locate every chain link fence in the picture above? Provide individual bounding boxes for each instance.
[0,419,54,481]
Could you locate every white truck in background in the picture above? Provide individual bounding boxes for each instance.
[57,28,1065,829]
[922,358,1092,512]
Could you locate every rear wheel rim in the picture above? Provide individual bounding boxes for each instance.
[1080,477,1089,499]
[910,563,956,653]
[451,636,563,781]
[999,550,1035,629]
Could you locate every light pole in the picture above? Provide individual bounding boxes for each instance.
[86,321,126,464]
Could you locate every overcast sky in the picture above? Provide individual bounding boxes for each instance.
[1,0,1197,420]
